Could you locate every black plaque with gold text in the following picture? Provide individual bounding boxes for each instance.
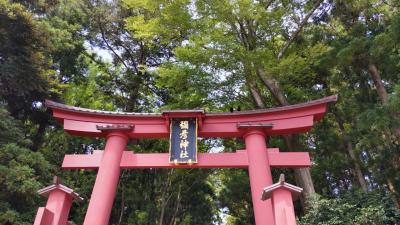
[169,118,197,164]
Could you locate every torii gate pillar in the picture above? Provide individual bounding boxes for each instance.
[243,127,275,225]
[83,128,131,225]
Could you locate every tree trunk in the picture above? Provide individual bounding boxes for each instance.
[368,63,388,105]
[368,63,400,208]
[117,189,125,225]
[237,13,315,203]
[255,67,316,204]
[169,184,182,225]
[159,171,173,225]
[255,68,289,105]
[345,140,368,191]
[294,168,315,199]
[333,110,368,191]
[248,81,266,109]
[387,178,400,209]
[283,135,315,210]
[249,1,325,205]
[158,185,167,225]
[245,66,266,109]
[31,121,47,151]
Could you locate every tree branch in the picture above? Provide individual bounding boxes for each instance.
[263,0,275,10]
[97,18,131,71]
[277,0,323,59]
[367,63,388,104]
[237,19,251,50]
[116,34,140,73]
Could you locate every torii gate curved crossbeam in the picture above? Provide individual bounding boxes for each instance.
[44,95,337,225]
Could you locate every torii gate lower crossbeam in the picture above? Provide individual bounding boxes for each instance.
[44,95,337,225]
[62,149,310,169]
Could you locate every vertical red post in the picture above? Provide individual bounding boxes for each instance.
[83,131,129,225]
[34,207,53,225]
[44,190,73,225]
[272,189,297,225]
[244,129,275,225]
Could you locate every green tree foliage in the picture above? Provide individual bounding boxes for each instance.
[0,107,51,225]
[62,55,118,110]
[299,191,400,225]
[308,0,400,203]
[218,169,253,225]
[0,107,26,146]
[0,0,400,224]
[356,85,400,206]
[0,0,57,119]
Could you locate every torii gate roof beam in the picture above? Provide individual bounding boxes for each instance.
[46,95,337,138]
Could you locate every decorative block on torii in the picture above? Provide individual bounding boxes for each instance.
[262,174,303,225]
[34,177,83,225]
[44,95,337,225]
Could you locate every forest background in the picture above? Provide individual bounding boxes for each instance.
[1,0,400,224]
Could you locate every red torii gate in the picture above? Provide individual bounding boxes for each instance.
[43,95,337,225]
